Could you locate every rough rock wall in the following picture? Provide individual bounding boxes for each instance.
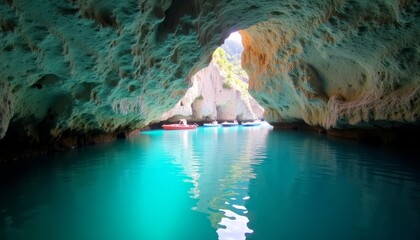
[242,0,420,129]
[0,0,276,145]
[0,81,13,139]
[0,0,419,149]
[0,0,229,144]
[159,61,264,122]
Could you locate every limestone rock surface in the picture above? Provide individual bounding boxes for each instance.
[241,1,420,130]
[0,0,419,151]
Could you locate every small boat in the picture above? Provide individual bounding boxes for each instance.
[162,119,198,130]
[260,121,274,128]
[203,121,220,127]
[221,120,239,127]
[241,120,262,127]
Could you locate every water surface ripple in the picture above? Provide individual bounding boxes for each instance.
[1,127,419,240]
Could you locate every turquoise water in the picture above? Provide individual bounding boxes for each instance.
[1,127,420,240]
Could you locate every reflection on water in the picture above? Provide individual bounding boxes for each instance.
[161,127,271,239]
[217,209,253,240]
[1,127,420,240]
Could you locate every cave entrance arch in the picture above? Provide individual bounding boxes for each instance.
[160,31,265,123]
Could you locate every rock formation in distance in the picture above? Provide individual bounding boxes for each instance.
[159,59,264,122]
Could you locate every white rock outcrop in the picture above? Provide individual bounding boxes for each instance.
[160,61,264,122]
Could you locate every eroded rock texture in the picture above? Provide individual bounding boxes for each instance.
[1,0,225,147]
[0,0,419,153]
[241,0,420,130]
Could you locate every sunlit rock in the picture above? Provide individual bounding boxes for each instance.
[159,61,264,122]
[241,1,420,130]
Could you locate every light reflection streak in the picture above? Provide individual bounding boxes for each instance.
[163,123,271,239]
[172,126,270,239]
[217,209,253,240]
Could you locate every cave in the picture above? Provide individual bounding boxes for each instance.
[1,0,419,159]
[1,0,420,238]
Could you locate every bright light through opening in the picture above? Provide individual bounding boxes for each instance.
[226,31,242,44]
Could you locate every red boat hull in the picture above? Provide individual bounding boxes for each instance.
[162,124,197,130]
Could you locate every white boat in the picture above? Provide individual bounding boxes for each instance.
[221,120,239,127]
[260,121,274,128]
[241,120,262,127]
[203,121,221,127]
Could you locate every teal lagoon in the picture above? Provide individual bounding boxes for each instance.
[1,127,420,239]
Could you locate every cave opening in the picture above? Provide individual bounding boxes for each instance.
[210,31,265,121]
[160,31,264,124]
